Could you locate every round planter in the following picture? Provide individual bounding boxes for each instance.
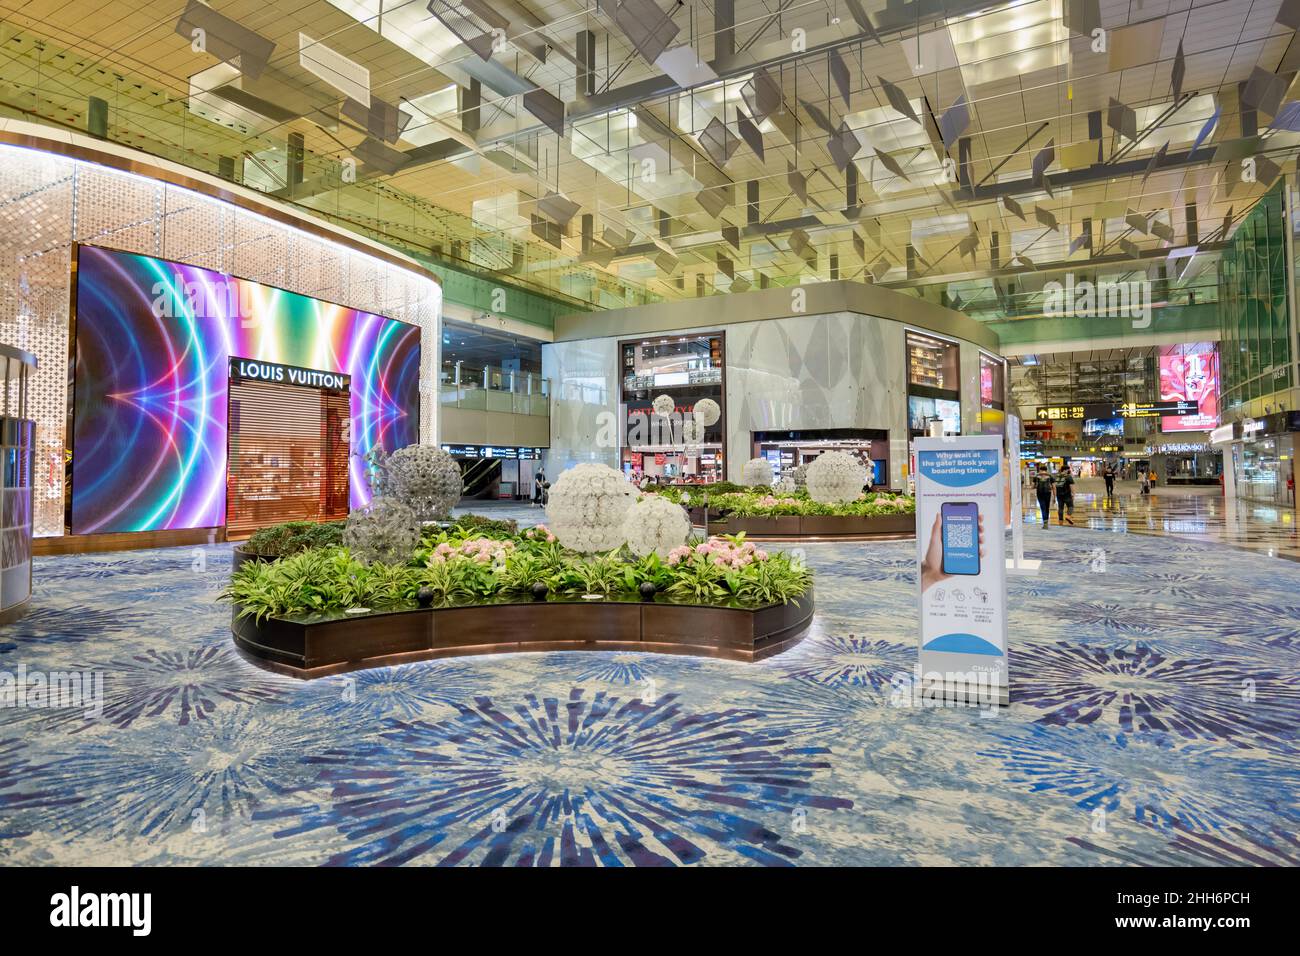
[231,588,814,679]
[708,514,915,540]
[230,547,271,574]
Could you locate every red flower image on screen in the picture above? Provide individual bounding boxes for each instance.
[980,364,994,406]
[1159,350,1219,432]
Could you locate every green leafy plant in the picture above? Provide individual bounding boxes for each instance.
[407,557,477,602]
[730,553,813,605]
[624,552,676,592]
[704,489,915,518]
[450,513,519,537]
[224,548,398,622]
[223,522,815,621]
[241,519,346,558]
[554,552,625,595]
[520,538,569,576]
[499,553,550,593]
[663,558,727,602]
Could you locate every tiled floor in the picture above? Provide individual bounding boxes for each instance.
[1022,478,1300,561]
[1,502,1297,866]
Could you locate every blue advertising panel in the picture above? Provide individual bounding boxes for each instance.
[914,435,1008,706]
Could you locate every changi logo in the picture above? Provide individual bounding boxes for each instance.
[49,886,151,936]
[1042,272,1152,329]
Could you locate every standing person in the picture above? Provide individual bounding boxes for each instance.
[533,469,546,507]
[1055,463,1075,525]
[1140,467,1151,497]
[1103,461,1116,500]
[1033,463,1054,528]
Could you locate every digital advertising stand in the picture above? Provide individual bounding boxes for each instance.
[914,435,1009,707]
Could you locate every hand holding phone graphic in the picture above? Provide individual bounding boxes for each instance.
[922,503,984,591]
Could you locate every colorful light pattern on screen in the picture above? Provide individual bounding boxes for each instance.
[72,246,421,534]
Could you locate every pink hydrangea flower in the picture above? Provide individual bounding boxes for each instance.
[665,545,693,566]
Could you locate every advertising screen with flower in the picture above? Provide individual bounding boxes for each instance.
[1159,348,1219,433]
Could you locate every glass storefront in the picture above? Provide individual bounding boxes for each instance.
[751,429,891,488]
[1145,435,1223,484]
[1161,451,1223,482]
[979,352,1007,435]
[906,330,962,436]
[1236,436,1294,505]
[619,332,725,483]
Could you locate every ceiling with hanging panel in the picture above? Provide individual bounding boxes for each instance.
[2,0,1298,317]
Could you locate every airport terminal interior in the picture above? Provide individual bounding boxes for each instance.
[1,0,1298,869]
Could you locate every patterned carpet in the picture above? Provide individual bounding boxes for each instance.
[1,506,1298,866]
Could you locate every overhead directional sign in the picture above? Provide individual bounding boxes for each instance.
[1114,400,1200,418]
[1035,400,1200,420]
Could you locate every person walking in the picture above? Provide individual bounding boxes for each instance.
[1139,467,1151,497]
[1033,463,1054,528]
[1055,463,1076,525]
[1103,461,1116,500]
[533,469,546,507]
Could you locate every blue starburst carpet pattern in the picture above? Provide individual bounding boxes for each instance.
[1,512,1297,866]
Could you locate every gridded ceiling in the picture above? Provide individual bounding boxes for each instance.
[1009,346,1159,365]
[3,0,1298,314]
[1009,344,1164,408]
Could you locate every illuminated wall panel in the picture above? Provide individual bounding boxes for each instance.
[1158,345,1220,433]
[71,246,420,534]
[0,138,440,538]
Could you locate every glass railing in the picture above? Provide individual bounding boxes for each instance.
[439,363,550,417]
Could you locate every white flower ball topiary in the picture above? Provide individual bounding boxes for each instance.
[680,417,705,446]
[773,475,797,494]
[652,394,675,417]
[741,457,774,487]
[806,451,868,504]
[692,397,721,427]
[545,463,637,553]
[788,463,809,490]
[622,495,691,558]
[384,444,463,521]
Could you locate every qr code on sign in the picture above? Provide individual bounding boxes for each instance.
[947,523,973,548]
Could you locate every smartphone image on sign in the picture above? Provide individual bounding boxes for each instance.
[941,501,980,576]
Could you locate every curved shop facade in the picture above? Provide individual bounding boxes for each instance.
[0,125,440,549]
[543,282,1003,488]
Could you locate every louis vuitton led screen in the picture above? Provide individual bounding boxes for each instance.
[71,246,420,534]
